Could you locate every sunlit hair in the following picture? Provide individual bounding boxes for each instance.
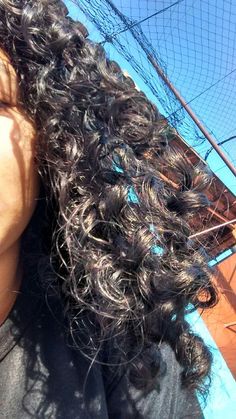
[0,0,217,396]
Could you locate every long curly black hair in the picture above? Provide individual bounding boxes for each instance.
[0,0,218,396]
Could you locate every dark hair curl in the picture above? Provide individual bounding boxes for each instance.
[0,0,218,397]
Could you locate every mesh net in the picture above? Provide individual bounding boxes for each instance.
[68,0,236,193]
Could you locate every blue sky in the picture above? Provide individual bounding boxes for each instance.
[65,0,236,195]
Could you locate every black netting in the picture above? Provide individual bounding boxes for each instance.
[67,0,236,193]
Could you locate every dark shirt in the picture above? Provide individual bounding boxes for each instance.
[0,279,203,418]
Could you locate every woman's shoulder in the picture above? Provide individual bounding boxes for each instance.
[3,279,109,418]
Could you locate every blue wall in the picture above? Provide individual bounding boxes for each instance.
[186,309,236,418]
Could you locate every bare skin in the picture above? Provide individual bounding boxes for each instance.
[0,49,39,324]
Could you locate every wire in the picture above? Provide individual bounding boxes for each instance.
[106,0,185,38]
[189,219,236,239]
[205,136,236,161]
